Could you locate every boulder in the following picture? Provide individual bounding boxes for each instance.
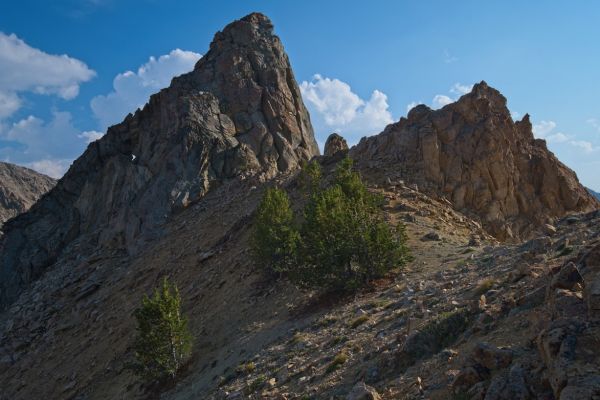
[324,133,349,157]
[472,342,513,371]
[551,262,582,291]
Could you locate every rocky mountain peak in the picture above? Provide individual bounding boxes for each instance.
[0,13,318,308]
[0,162,55,228]
[351,82,598,241]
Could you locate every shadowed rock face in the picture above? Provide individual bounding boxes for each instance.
[351,81,599,241]
[0,162,55,227]
[0,13,318,308]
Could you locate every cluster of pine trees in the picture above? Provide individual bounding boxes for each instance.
[252,157,411,291]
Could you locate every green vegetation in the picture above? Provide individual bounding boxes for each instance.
[329,335,348,347]
[247,374,267,393]
[473,278,496,297]
[251,187,300,275]
[132,278,192,383]
[326,350,349,373]
[555,243,574,258]
[243,361,256,374]
[350,315,370,328]
[252,157,411,291]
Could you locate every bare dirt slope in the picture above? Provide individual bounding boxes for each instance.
[1,156,598,400]
[0,165,488,399]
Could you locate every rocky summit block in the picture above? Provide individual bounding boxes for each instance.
[0,12,319,309]
[0,162,55,228]
[324,132,349,157]
[350,81,599,241]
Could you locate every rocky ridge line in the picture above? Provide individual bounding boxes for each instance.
[350,81,599,241]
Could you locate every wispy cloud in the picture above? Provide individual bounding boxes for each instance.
[443,49,458,64]
[533,120,599,153]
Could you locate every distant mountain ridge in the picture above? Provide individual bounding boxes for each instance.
[588,187,600,200]
[0,162,55,228]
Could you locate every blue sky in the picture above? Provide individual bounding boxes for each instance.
[1,1,599,190]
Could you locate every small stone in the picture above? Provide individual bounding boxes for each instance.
[423,231,441,241]
[347,381,381,400]
[471,342,513,370]
[551,262,582,291]
[452,366,484,392]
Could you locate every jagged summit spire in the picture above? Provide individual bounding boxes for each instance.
[0,13,318,308]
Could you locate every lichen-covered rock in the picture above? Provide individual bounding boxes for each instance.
[324,133,349,157]
[0,162,55,227]
[350,81,599,241]
[0,13,318,308]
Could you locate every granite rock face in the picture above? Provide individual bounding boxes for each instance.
[324,133,349,157]
[0,13,318,308]
[0,162,55,227]
[350,81,599,240]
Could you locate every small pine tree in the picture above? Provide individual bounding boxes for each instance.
[251,187,300,275]
[251,157,410,292]
[298,159,322,196]
[132,278,192,383]
[295,157,410,290]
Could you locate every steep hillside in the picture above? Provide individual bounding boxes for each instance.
[0,162,54,228]
[350,82,599,241]
[1,12,599,400]
[588,187,600,201]
[0,12,318,308]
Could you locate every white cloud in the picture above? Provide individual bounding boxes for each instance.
[0,91,21,119]
[432,94,453,108]
[546,132,569,143]
[78,130,104,143]
[0,32,95,119]
[91,49,201,130]
[0,111,86,178]
[532,120,557,138]
[25,159,72,178]
[300,74,393,145]
[406,101,421,114]
[450,83,473,96]
[570,140,598,153]
[430,82,474,110]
